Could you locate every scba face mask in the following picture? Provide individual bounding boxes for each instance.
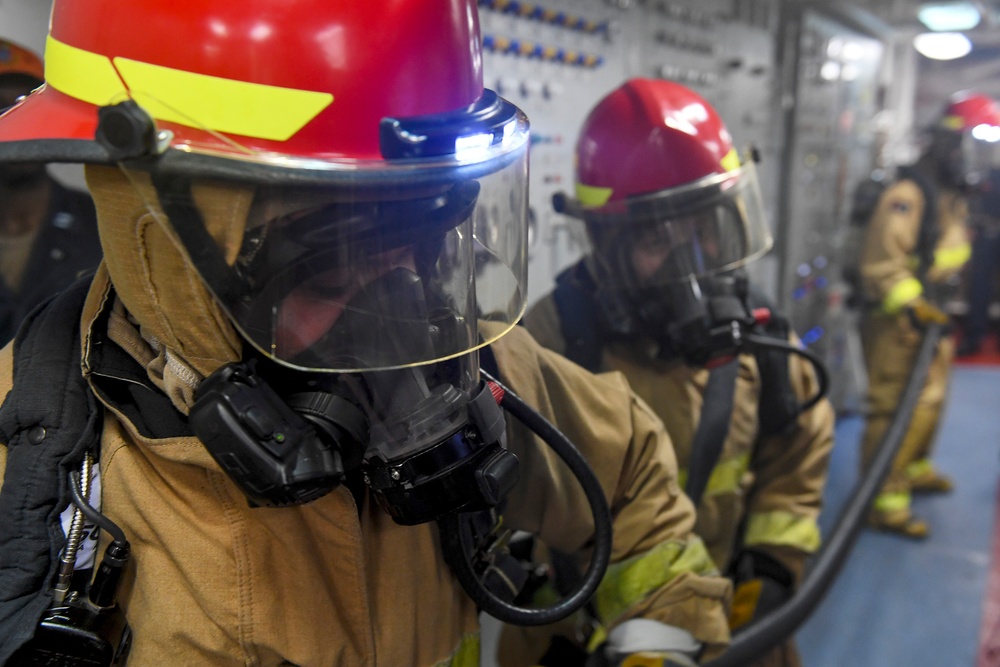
[190,294,516,527]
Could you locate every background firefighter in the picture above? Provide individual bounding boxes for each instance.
[858,92,999,538]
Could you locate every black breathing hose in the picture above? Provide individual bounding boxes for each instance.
[705,323,944,666]
[439,369,614,626]
[68,470,129,547]
[745,333,830,413]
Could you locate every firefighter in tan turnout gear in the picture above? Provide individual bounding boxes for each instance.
[0,2,733,666]
[504,79,835,667]
[859,92,999,539]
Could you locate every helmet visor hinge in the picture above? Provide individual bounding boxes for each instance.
[96,100,169,161]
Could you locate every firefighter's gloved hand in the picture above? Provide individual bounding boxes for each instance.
[587,619,702,667]
[907,297,949,326]
[727,549,794,631]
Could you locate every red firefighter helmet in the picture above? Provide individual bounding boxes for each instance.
[574,78,738,209]
[559,78,771,287]
[941,92,1000,131]
[0,0,499,166]
[933,92,1000,190]
[0,0,531,373]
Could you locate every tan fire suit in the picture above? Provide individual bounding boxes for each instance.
[511,283,835,667]
[0,166,731,666]
[859,178,970,520]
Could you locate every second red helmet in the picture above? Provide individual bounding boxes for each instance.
[560,78,772,284]
[574,78,739,209]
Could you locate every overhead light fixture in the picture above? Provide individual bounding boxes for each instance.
[918,2,981,31]
[913,32,973,59]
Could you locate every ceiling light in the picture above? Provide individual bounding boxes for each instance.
[918,2,981,31]
[913,32,973,60]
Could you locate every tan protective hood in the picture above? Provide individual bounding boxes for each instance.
[85,165,251,411]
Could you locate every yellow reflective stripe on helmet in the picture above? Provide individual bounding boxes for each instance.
[44,35,333,142]
[115,58,333,142]
[743,511,821,553]
[721,147,741,172]
[905,457,935,480]
[433,632,480,667]
[593,537,718,625]
[45,35,128,107]
[677,451,751,499]
[941,115,964,130]
[934,243,972,271]
[874,490,911,513]
[576,183,614,208]
[883,277,923,314]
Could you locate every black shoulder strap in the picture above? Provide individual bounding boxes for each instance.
[746,286,802,436]
[0,278,100,663]
[552,262,603,373]
[685,359,739,507]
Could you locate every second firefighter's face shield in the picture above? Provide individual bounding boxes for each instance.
[583,158,772,294]
[959,125,1000,188]
[115,98,530,374]
[930,124,1000,190]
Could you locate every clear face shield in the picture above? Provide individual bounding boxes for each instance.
[586,158,771,290]
[579,158,772,363]
[124,158,529,376]
[959,126,1000,190]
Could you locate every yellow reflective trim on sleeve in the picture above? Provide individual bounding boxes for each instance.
[677,451,751,499]
[743,511,821,553]
[586,624,608,654]
[43,36,333,142]
[44,35,128,107]
[721,147,741,172]
[934,243,972,271]
[874,490,911,513]
[883,277,923,314]
[433,632,480,667]
[593,537,719,625]
[905,458,935,480]
[576,183,614,208]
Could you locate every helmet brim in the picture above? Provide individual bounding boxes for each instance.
[0,85,113,163]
